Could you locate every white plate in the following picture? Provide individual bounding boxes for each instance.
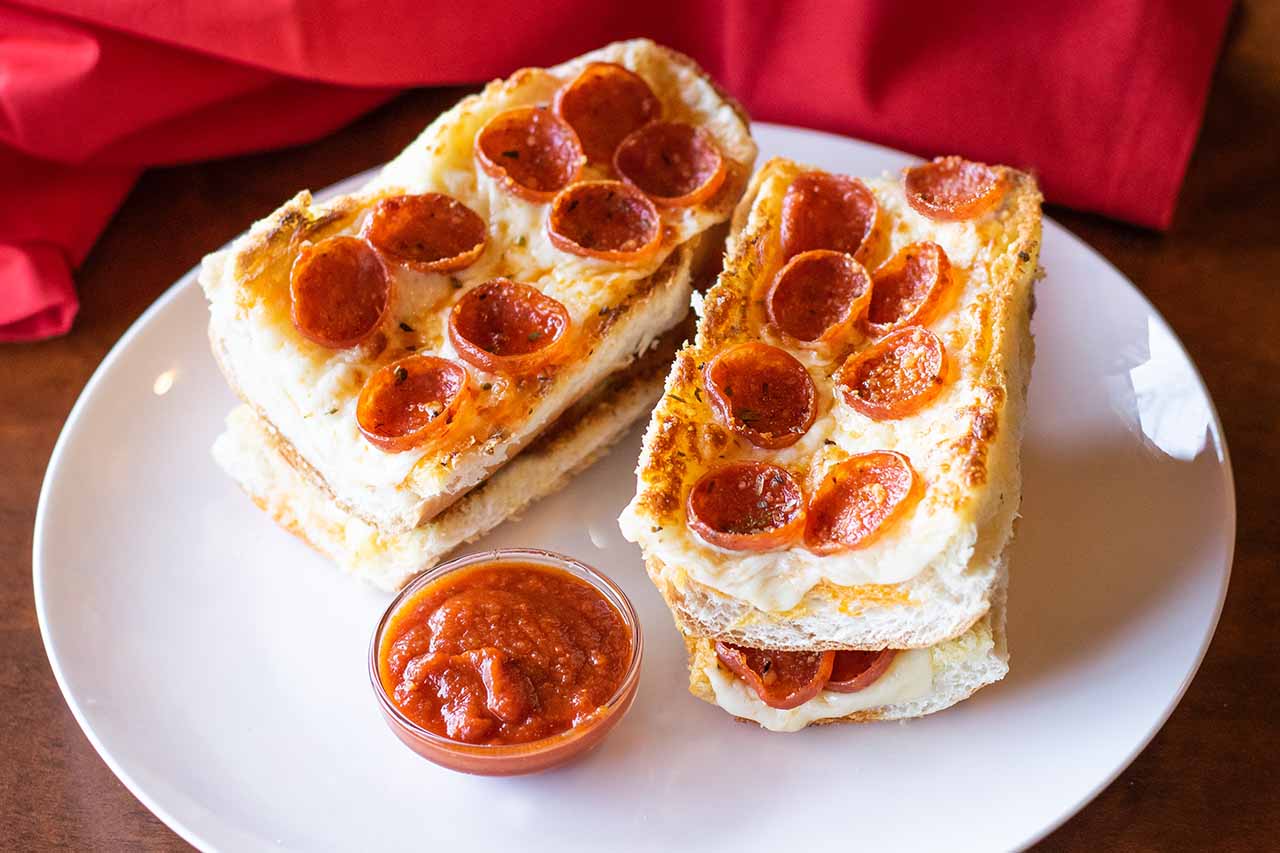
[35,124,1234,852]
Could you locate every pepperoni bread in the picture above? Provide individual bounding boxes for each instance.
[202,39,756,538]
[620,156,1042,657]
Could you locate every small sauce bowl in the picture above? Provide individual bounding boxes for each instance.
[369,548,643,775]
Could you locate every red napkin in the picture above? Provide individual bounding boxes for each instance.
[0,0,1232,341]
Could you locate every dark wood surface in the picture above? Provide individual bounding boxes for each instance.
[3,6,1276,850]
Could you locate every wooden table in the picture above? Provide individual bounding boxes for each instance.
[3,8,1276,850]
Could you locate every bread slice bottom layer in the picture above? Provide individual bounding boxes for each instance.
[213,338,675,591]
[683,563,1009,731]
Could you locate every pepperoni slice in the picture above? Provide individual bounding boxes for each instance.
[289,236,390,349]
[704,343,817,449]
[766,249,872,345]
[475,107,584,202]
[865,241,952,336]
[553,62,661,163]
[780,171,879,262]
[547,180,661,262]
[826,649,898,693]
[715,642,835,710]
[356,355,469,452]
[904,156,1008,221]
[686,462,804,552]
[804,451,917,555]
[363,193,486,273]
[838,326,948,420]
[614,121,727,208]
[448,279,569,375]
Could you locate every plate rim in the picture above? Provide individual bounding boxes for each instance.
[32,122,1236,853]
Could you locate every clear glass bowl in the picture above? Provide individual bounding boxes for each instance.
[369,548,643,775]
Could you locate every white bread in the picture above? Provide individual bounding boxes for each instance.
[684,563,1009,730]
[201,39,755,536]
[621,157,1041,650]
[212,337,674,591]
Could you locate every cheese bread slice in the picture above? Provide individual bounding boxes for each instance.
[621,156,1041,650]
[202,39,755,536]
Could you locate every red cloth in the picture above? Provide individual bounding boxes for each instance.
[1,1,1232,341]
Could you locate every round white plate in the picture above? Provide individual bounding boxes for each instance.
[35,124,1234,852]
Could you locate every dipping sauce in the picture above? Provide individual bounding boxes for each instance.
[377,560,633,746]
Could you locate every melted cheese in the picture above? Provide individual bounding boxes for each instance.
[704,647,933,732]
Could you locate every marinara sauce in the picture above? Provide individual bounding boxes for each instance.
[377,560,633,746]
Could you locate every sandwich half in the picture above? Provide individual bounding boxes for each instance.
[202,38,755,541]
[621,155,1040,727]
